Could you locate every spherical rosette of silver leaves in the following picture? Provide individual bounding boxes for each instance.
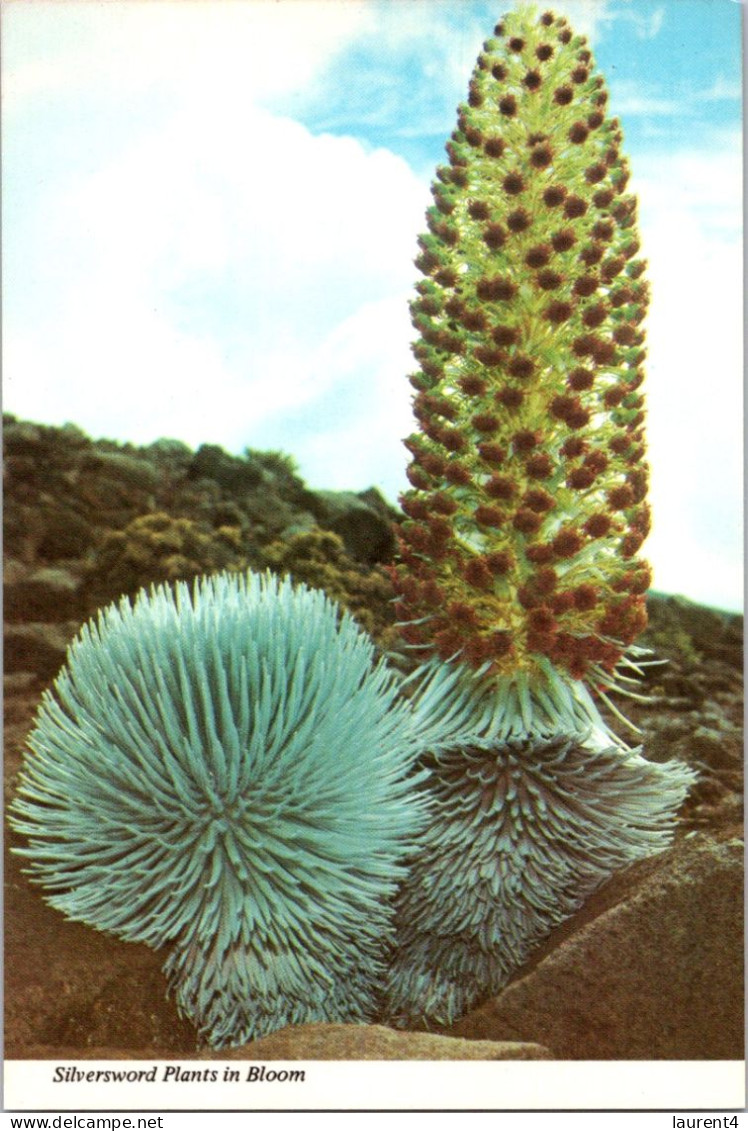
[10,571,428,1048]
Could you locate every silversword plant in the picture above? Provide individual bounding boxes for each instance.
[385,3,695,1028]
[10,571,426,1047]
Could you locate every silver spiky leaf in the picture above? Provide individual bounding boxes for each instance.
[384,658,697,1029]
[10,570,427,1048]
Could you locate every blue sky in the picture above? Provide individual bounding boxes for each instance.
[2,0,743,610]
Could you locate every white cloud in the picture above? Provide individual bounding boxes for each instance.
[549,0,618,40]
[547,0,663,43]
[609,70,742,119]
[275,294,417,495]
[3,0,374,112]
[3,288,246,446]
[3,0,433,499]
[609,90,683,117]
[605,2,665,39]
[631,6,665,39]
[633,136,743,609]
[4,86,429,473]
[606,75,687,117]
[700,75,743,101]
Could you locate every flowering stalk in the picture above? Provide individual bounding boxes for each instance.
[395,5,651,693]
[385,3,695,1029]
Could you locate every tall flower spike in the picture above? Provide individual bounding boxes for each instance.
[10,571,427,1048]
[385,4,695,1029]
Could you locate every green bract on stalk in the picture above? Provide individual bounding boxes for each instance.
[385,4,695,1029]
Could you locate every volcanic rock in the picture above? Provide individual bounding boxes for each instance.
[448,834,744,1059]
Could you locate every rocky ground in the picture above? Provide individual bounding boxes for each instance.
[4,415,743,1060]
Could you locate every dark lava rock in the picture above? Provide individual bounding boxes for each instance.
[187,444,264,492]
[313,490,397,564]
[4,622,80,680]
[35,507,97,563]
[646,592,743,669]
[4,566,85,623]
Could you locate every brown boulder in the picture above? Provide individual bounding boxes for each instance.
[4,845,194,1059]
[221,1023,551,1061]
[449,834,744,1059]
